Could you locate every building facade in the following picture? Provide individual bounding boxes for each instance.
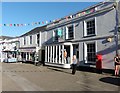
[18,26,46,63]
[44,1,120,69]
[0,1,120,70]
[0,37,19,62]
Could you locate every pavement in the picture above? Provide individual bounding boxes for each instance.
[0,62,120,92]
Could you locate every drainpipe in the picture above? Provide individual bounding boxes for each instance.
[114,0,119,55]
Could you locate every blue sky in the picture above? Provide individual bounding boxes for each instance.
[2,2,98,37]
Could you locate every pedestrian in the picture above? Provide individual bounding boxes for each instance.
[114,54,120,76]
[72,55,78,75]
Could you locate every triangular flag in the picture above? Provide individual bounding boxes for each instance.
[6,24,9,26]
[86,10,90,14]
[82,12,85,15]
[9,24,12,26]
[35,22,38,25]
[70,15,73,18]
[66,16,68,20]
[21,24,23,26]
[17,24,19,26]
[46,21,48,24]
[32,23,34,25]
[78,13,81,17]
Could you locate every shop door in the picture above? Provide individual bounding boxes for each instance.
[41,50,45,65]
[64,45,70,64]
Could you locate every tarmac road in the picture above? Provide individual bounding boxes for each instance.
[1,62,120,92]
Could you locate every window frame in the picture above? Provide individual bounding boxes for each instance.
[66,24,75,40]
[83,18,97,37]
[23,37,26,45]
[29,35,32,44]
[37,33,40,46]
[84,41,97,64]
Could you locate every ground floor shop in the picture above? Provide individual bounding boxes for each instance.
[19,47,36,62]
[2,50,18,62]
[19,47,45,64]
[45,42,79,68]
[45,38,116,70]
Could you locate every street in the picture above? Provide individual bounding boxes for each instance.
[1,62,120,92]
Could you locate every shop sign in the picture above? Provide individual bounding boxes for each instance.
[19,49,35,52]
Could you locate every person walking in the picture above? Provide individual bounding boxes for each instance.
[114,54,120,76]
[72,55,78,75]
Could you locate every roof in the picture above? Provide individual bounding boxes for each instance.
[20,25,47,37]
[0,36,15,40]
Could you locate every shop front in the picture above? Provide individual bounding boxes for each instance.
[2,50,18,62]
[45,42,74,68]
[19,47,36,62]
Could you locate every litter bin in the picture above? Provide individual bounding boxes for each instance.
[96,54,102,73]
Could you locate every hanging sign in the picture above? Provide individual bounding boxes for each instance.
[57,28,62,36]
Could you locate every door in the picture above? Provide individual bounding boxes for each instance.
[41,50,45,65]
[64,45,70,64]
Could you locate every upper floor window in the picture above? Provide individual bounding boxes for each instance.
[53,28,63,42]
[37,33,40,46]
[84,18,96,37]
[30,36,32,44]
[53,29,58,42]
[23,37,26,45]
[66,25,74,40]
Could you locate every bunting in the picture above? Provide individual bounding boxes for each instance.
[0,8,95,27]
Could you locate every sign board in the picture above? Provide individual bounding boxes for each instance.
[57,28,62,36]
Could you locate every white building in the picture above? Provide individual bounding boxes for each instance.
[0,36,19,62]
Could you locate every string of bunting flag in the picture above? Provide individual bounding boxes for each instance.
[0,8,95,27]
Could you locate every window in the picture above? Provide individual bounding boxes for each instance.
[84,19,96,36]
[67,25,74,39]
[53,29,58,42]
[37,33,40,46]
[23,37,26,45]
[30,36,32,44]
[87,43,96,63]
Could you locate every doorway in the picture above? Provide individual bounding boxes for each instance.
[64,45,70,64]
[41,50,45,66]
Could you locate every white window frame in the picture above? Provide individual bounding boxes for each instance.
[53,29,59,42]
[66,24,74,40]
[36,33,40,46]
[83,17,97,37]
[84,41,97,64]
[40,32,41,47]
[23,37,26,45]
[29,35,32,45]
